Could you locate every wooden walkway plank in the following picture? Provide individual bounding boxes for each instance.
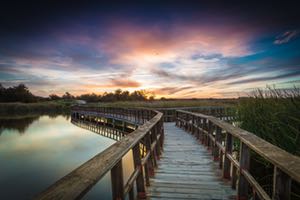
[147,122,235,200]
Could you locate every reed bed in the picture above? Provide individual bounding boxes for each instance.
[237,87,300,199]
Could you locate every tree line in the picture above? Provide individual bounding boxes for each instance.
[0,84,154,103]
[0,84,41,103]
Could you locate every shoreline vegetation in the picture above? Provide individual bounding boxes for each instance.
[0,83,237,115]
[0,99,237,116]
[237,88,300,198]
[0,101,72,116]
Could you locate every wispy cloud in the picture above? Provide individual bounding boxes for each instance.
[274,30,299,45]
[228,71,300,85]
[151,86,194,95]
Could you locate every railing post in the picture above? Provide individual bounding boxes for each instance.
[208,121,213,151]
[200,118,205,144]
[272,167,291,200]
[232,165,237,189]
[223,132,232,179]
[111,160,124,200]
[196,117,200,140]
[185,113,188,131]
[205,119,210,148]
[153,125,161,159]
[132,144,146,199]
[146,133,155,177]
[213,126,222,161]
[159,120,164,151]
[238,142,250,200]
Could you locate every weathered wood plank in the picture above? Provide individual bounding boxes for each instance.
[148,123,235,199]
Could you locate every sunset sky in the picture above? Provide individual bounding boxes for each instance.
[0,1,300,98]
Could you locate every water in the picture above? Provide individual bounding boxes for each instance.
[0,114,116,199]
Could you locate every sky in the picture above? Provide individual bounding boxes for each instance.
[0,0,300,98]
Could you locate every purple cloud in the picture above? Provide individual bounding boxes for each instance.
[274,30,299,45]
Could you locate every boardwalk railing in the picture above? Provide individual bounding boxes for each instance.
[35,107,164,200]
[156,106,235,122]
[176,110,300,200]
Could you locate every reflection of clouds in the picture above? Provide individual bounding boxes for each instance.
[0,115,115,199]
[0,116,115,159]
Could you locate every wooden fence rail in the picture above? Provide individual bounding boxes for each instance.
[175,110,300,200]
[35,107,164,200]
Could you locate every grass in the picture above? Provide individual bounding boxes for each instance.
[89,99,238,108]
[0,100,74,116]
[236,87,300,199]
[237,87,300,156]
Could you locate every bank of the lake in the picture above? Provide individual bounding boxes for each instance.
[0,101,73,116]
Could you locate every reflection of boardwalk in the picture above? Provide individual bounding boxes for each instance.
[71,119,125,141]
[148,123,235,200]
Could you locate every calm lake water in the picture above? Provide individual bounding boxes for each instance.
[0,114,118,199]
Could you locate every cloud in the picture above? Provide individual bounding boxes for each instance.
[274,30,299,45]
[151,86,194,95]
[228,71,300,85]
[109,78,141,88]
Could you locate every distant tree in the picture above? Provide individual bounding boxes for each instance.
[49,94,61,100]
[0,84,37,102]
[114,89,122,101]
[130,90,147,101]
[0,84,4,102]
[77,93,100,102]
[62,92,74,100]
[121,90,130,101]
[149,95,155,101]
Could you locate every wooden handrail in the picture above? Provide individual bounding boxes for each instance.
[35,107,164,200]
[175,109,300,200]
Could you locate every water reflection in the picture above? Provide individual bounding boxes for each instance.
[0,113,70,135]
[0,115,40,135]
[0,114,115,199]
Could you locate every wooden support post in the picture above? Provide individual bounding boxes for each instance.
[111,160,124,200]
[223,133,232,179]
[238,142,250,200]
[191,115,194,135]
[208,121,213,152]
[205,120,210,148]
[133,144,146,199]
[153,126,161,159]
[272,167,291,200]
[200,119,205,144]
[232,165,237,189]
[128,188,134,200]
[145,133,155,176]
[150,130,158,168]
[201,119,205,144]
[213,127,222,161]
[185,114,188,131]
[196,117,200,140]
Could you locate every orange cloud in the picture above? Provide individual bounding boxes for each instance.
[97,21,255,67]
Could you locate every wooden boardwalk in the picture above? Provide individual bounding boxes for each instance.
[147,123,235,200]
[37,107,300,200]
